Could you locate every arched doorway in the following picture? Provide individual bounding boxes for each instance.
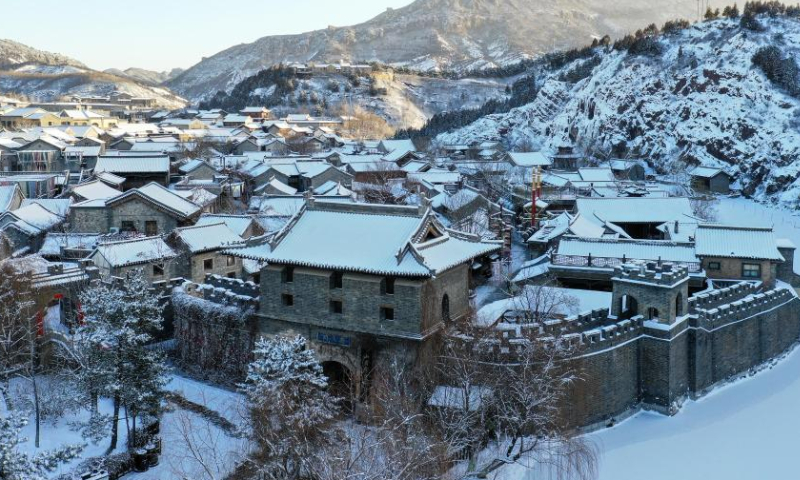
[619,295,638,320]
[322,361,353,411]
[647,307,659,320]
[442,294,450,322]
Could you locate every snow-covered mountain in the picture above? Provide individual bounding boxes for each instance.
[168,0,729,101]
[0,41,187,109]
[104,67,185,85]
[437,15,800,206]
[0,39,86,70]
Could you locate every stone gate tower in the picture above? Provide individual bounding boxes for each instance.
[611,262,690,324]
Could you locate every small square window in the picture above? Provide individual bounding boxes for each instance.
[120,221,136,232]
[227,256,236,266]
[282,267,294,284]
[330,300,343,314]
[227,272,237,279]
[281,294,294,306]
[380,307,394,321]
[742,263,761,278]
[203,258,214,271]
[708,261,721,271]
[152,264,164,277]
[330,271,343,289]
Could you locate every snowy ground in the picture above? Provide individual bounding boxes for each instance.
[5,372,248,480]
[589,344,800,480]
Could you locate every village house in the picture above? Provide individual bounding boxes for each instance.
[694,224,791,287]
[689,166,733,194]
[194,213,264,239]
[70,182,201,234]
[168,222,245,282]
[240,107,272,120]
[178,159,221,181]
[87,236,177,283]
[94,155,170,189]
[0,183,25,213]
[225,199,502,399]
[0,201,66,254]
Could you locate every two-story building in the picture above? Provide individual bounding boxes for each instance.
[226,199,501,400]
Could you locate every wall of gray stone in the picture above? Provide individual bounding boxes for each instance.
[548,287,800,429]
[258,265,430,339]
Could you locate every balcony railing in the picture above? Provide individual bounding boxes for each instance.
[551,254,702,273]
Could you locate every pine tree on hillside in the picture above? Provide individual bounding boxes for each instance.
[240,335,339,480]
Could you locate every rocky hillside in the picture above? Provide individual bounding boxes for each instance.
[437,12,800,207]
[168,0,730,101]
[200,66,513,128]
[0,42,187,109]
[104,67,185,85]
[0,39,86,70]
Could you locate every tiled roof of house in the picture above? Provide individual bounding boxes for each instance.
[90,236,176,268]
[695,224,784,261]
[228,200,500,277]
[174,222,244,253]
[95,155,169,174]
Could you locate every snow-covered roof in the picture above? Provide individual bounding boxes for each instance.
[408,169,461,185]
[507,152,552,167]
[95,171,126,186]
[578,167,616,182]
[194,214,255,238]
[694,225,784,261]
[229,201,501,277]
[39,233,102,257]
[174,222,244,253]
[2,202,63,235]
[557,236,698,264]
[313,181,352,196]
[72,180,122,201]
[171,187,218,207]
[135,183,202,217]
[690,166,729,179]
[95,155,170,174]
[0,184,20,212]
[179,159,217,174]
[89,236,176,268]
[265,176,298,195]
[20,199,71,218]
[576,197,694,225]
[64,145,102,157]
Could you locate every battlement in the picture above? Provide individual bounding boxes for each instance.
[179,275,260,312]
[689,281,761,313]
[613,261,689,287]
[480,309,643,356]
[695,286,796,330]
[203,273,260,298]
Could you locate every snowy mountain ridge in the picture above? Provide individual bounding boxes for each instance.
[167,0,730,102]
[437,15,800,207]
[0,41,187,109]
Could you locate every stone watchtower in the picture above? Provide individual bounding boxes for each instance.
[611,262,690,324]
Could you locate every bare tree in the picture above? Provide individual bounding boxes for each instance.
[313,354,446,480]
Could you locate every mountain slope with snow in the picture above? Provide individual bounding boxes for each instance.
[104,67,185,85]
[0,39,86,70]
[438,15,800,206]
[168,0,728,101]
[0,42,187,109]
